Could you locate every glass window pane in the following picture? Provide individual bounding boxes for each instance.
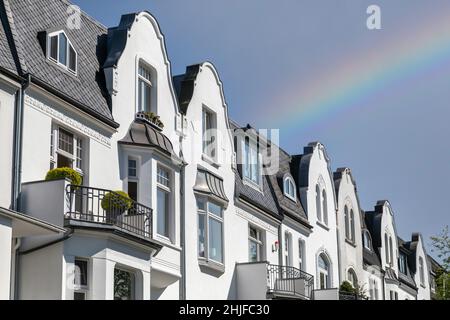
[249,226,257,239]
[196,198,205,211]
[76,137,82,169]
[198,213,205,257]
[128,181,137,202]
[69,44,76,72]
[58,33,67,65]
[208,202,222,218]
[157,167,170,188]
[50,35,58,60]
[128,159,137,177]
[74,259,87,286]
[249,240,258,262]
[208,217,223,263]
[58,128,74,154]
[57,153,72,168]
[157,188,169,237]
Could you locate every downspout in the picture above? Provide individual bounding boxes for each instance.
[10,238,21,299]
[11,73,30,211]
[179,120,187,300]
[277,223,283,267]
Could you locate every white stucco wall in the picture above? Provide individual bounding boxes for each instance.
[0,216,13,300]
[412,235,431,300]
[335,169,364,288]
[299,143,340,289]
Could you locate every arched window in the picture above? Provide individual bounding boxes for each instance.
[389,236,394,266]
[350,209,355,242]
[315,184,322,222]
[322,189,328,225]
[344,205,350,239]
[283,177,296,201]
[363,231,372,250]
[384,233,389,264]
[318,253,330,289]
[137,61,156,113]
[347,269,358,288]
[419,257,425,285]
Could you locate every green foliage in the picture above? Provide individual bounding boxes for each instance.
[101,191,132,213]
[45,167,82,186]
[114,268,133,300]
[339,281,355,294]
[430,226,450,300]
[140,111,164,128]
[434,269,450,300]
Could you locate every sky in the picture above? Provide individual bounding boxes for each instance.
[72,0,450,258]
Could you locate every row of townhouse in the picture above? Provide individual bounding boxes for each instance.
[0,0,440,300]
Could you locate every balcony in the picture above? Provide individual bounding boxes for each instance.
[21,179,156,244]
[65,184,152,239]
[236,262,314,300]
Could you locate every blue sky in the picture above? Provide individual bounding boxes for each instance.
[73,0,449,257]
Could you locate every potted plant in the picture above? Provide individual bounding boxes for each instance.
[136,111,164,130]
[101,191,133,223]
[45,167,82,186]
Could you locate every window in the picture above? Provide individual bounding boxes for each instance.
[399,253,407,274]
[114,268,135,300]
[389,236,394,266]
[315,184,322,222]
[248,225,264,262]
[344,205,350,240]
[374,280,379,300]
[284,232,292,267]
[322,189,328,225]
[202,109,216,159]
[390,290,398,300]
[243,137,261,186]
[419,257,425,285]
[50,126,84,175]
[318,253,330,289]
[298,240,305,271]
[197,198,223,264]
[138,63,153,112]
[384,233,389,264]
[347,269,357,288]
[363,231,372,250]
[369,279,379,300]
[283,177,296,201]
[127,158,138,202]
[74,259,88,300]
[47,31,77,74]
[349,209,355,242]
[156,166,171,238]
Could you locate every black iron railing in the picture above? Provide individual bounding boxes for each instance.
[266,264,314,299]
[339,291,368,300]
[66,185,152,239]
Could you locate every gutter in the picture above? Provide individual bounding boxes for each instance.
[19,228,74,256]
[11,73,30,211]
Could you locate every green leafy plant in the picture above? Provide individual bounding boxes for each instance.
[140,111,164,128]
[101,191,132,213]
[339,281,356,294]
[45,167,82,186]
[430,226,450,300]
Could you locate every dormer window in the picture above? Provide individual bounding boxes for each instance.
[363,230,372,251]
[283,176,296,201]
[243,137,261,186]
[48,31,77,74]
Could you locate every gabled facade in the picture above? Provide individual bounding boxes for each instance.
[0,0,439,300]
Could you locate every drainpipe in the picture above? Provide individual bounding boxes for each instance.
[178,121,187,300]
[277,223,283,267]
[11,73,30,211]
[10,238,21,299]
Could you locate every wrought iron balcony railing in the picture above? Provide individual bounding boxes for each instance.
[65,185,152,239]
[266,264,314,300]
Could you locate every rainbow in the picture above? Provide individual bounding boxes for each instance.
[253,9,450,133]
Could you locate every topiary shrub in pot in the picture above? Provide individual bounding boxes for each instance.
[101,191,133,222]
[339,281,356,294]
[45,167,82,186]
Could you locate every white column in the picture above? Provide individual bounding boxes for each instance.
[91,257,115,300]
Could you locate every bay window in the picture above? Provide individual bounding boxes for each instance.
[197,198,224,264]
[156,165,171,238]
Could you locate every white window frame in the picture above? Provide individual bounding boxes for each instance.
[137,61,153,113]
[242,136,262,188]
[156,164,172,241]
[283,176,296,201]
[197,197,224,265]
[127,157,139,202]
[248,225,265,262]
[50,125,84,175]
[202,107,217,161]
[318,253,330,289]
[74,258,89,300]
[298,239,305,271]
[47,30,77,75]
[284,232,292,267]
[363,231,372,251]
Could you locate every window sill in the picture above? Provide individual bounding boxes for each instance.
[198,258,225,274]
[155,234,175,246]
[316,221,330,231]
[242,177,263,193]
[202,154,221,168]
[345,239,357,248]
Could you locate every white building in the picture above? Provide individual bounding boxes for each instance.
[0,0,436,300]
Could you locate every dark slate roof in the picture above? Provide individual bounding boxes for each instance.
[1,0,117,127]
[397,237,418,290]
[229,120,280,220]
[118,118,175,156]
[194,168,228,204]
[268,146,310,227]
[0,1,17,73]
[173,64,201,114]
[361,210,381,267]
[103,13,136,69]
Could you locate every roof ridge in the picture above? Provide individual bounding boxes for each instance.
[59,0,108,31]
